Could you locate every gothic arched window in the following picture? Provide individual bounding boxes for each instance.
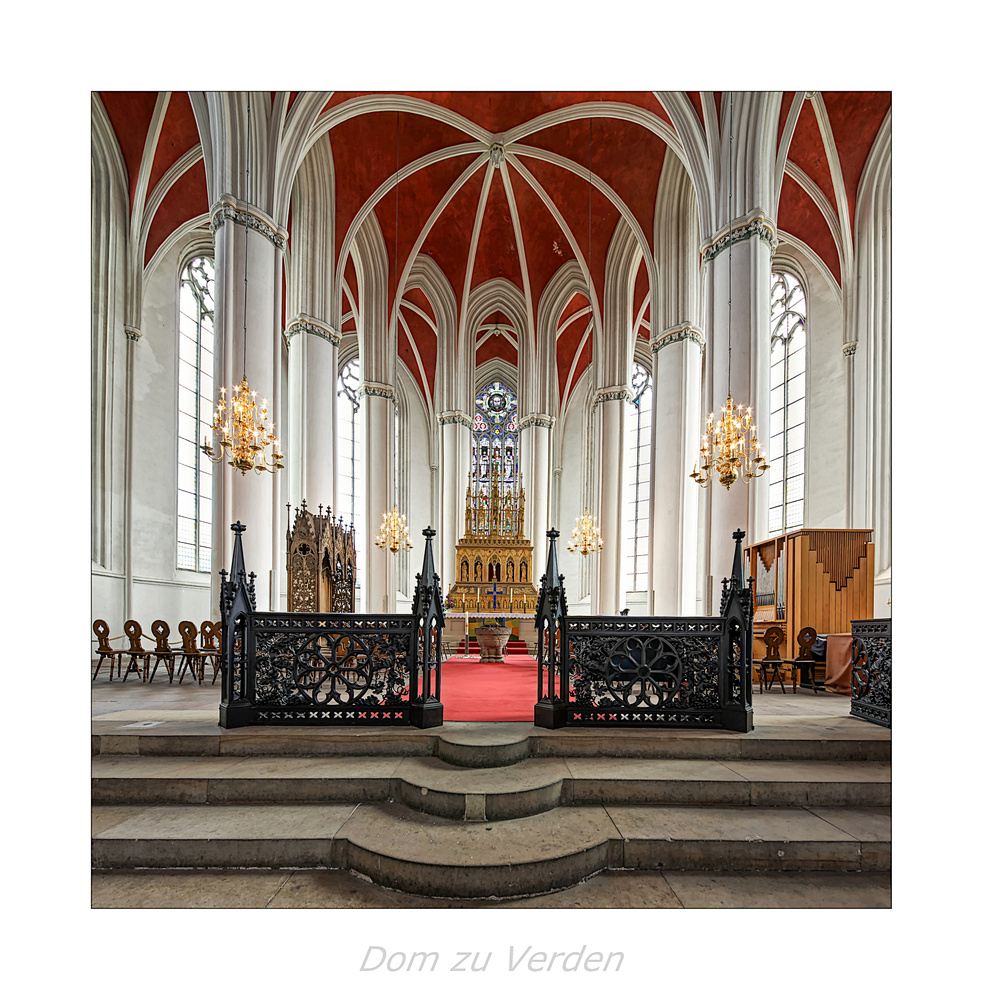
[177,256,214,572]
[769,270,807,535]
[337,357,364,594]
[622,362,652,596]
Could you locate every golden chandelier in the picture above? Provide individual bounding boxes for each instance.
[567,509,603,557]
[690,395,768,490]
[375,507,413,553]
[203,378,283,475]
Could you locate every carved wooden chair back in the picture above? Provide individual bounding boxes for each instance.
[200,620,223,684]
[92,619,121,681]
[177,621,206,684]
[794,626,820,695]
[120,620,150,682]
[754,625,787,694]
[148,620,176,683]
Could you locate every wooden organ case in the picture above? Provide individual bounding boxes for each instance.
[286,501,357,612]
[744,528,874,682]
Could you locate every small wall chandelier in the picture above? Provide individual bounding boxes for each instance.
[375,507,413,553]
[202,93,283,477]
[567,509,603,557]
[691,92,767,492]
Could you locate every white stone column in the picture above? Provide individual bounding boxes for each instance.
[360,383,395,612]
[286,317,339,508]
[701,219,775,599]
[210,200,284,610]
[593,388,630,614]
[519,415,553,578]
[651,325,705,614]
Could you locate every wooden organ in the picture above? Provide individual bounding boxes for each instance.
[744,528,874,685]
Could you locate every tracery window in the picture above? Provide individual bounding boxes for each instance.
[472,380,519,492]
[176,256,214,572]
[337,357,364,599]
[621,362,652,595]
[768,270,807,535]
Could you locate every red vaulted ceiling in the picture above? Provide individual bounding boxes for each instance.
[97,91,890,408]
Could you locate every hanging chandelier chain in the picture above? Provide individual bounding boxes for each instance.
[200,90,283,477]
[243,92,250,382]
[727,91,733,399]
[689,91,768,492]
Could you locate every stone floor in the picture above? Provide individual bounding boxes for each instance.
[91,866,891,908]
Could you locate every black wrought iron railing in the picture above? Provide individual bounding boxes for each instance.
[850,617,891,729]
[218,522,444,728]
[534,528,753,733]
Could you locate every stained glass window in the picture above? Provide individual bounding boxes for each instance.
[472,380,519,492]
[769,271,806,535]
[177,256,214,573]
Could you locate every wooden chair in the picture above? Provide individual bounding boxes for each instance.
[177,621,207,684]
[92,620,123,681]
[792,626,820,694]
[200,620,222,685]
[120,620,151,682]
[754,625,787,694]
[147,620,177,683]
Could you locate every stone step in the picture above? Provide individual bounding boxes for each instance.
[92,755,891,816]
[91,802,890,896]
[91,717,890,764]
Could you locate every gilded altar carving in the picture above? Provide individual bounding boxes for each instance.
[286,500,357,613]
[447,462,538,614]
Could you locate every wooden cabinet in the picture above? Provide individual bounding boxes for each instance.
[745,529,874,678]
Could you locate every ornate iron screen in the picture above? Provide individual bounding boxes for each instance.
[850,618,891,728]
[535,528,753,733]
[219,522,444,728]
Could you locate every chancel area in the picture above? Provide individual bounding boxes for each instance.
[91,91,892,907]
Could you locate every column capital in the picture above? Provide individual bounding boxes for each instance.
[842,341,859,357]
[518,413,555,430]
[591,386,632,412]
[358,382,396,403]
[285,315,340,348]
[701,211,778,264]
[124,326,142,343]
[652,323,705,355]
[437,410,473,428]
[209,196,287,252]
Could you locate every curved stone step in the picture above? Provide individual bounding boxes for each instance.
[434,723,531,768]
[92,801,890,894]
[339,802,620,898]
[392,758,567,820]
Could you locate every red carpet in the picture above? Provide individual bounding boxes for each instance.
[440,655,539,721]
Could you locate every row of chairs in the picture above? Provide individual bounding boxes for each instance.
[92,619,222,685]
[752,625,822,694]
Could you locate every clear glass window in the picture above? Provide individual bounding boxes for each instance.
[622,363,652,596]
[177,256,214,573]
[769,270,807,535]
